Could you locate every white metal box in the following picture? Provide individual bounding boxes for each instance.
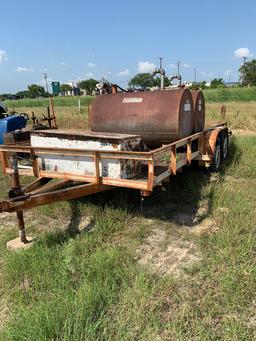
[30,130,142,179]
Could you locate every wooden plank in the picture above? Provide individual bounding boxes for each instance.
[0,145,153,164]
[147,160,154,191]
[0,152,7,175]
[170,145,176,175]
[23,177,51,194]
[187,139,192,164]
[191,151,200,159]
[102,177,148,190]
[94,151,100,185]
[154,169,171,185]
[6,168,33,176]
[100,153,152,161]
[31,179,74,195]
[152,132,203,159]
[176,159,187,170]
[5,184,112,213]
[30,149,40,177]
[40,170,96,182]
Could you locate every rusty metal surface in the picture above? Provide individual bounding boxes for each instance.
[191,90,205,133]
[90,89,194,148]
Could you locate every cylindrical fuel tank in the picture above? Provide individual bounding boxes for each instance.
[191,90,205,133]
[90,89,194,148]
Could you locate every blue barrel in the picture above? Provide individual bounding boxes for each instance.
[0,116,27,144]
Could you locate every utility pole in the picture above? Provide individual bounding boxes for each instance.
[159,57,163,69]
[177,61,182,86]
[177,61,181,77]
[194,67,197,84]
[43,72,57,128]
[243,56,247,65]
[44,72,49,93]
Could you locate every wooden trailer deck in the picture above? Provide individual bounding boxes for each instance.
[0,123,230,243]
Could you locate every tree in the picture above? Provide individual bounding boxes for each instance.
[189,81,207,90]
[27,84,46,98]
[128,73,171,90]
[16,90,30,99]
[239,59,256,86]
[79,79,98,95]
[128,73,154,90]
[60,84,73,94]
[152,76,170,88]
[210,78,225,88]
[0,93,12,101]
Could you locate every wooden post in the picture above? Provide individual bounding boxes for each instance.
[49,97,57,129]
[10,154,28,243]
[187,139,192,164]
[170,145,177,175]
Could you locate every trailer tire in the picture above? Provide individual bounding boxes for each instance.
[211,138,221,172]
[221,132,229,161]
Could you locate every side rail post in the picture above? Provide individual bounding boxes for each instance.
[9,154,28,244]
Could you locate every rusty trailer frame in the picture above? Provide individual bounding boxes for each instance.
[0,123,229,243]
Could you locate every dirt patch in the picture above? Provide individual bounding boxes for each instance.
[190,217,218,234]
[246,299,256,330]
[232,129,256,136]
[224,175,247,184]
[136,228,200,277]
[0,296,9,331]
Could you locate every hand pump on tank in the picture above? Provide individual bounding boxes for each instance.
[152,57,165,90]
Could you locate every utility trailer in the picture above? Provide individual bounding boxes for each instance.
[0,122,230,244]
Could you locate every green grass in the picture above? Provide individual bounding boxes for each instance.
[4,96,94,109]
[203,86,256,102]
[0,135,256,340]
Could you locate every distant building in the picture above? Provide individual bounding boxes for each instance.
[225,82,240,87]
[65,82,80,96]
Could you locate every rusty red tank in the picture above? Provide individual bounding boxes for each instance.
[191,90,205,133]
[90,89,194,148]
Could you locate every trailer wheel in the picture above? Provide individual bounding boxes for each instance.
[211,138,221,172]
[221,133,229,161]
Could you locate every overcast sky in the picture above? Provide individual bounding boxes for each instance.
[0,0,255,92]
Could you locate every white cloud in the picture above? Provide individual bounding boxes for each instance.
[14,66,33,72]
[138,61,155,73]
[234,47,253,59]
[0,50,7,63]
[88,62,96,68]
[169,63,177,69]
[117,68,130,77]
[85,72,94,78]
[183,63,191,68]
[51,61,68,66]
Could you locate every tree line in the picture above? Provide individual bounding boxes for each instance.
[0,79,99,101]
[1,60,256,101]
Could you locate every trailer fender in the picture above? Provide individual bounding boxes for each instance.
[203,127,228,157]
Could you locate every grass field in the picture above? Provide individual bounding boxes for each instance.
[9,100,256,132]
[3,86,256,110]
[0,97,255,340]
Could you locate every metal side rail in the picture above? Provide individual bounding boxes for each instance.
[0,180,111,213]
